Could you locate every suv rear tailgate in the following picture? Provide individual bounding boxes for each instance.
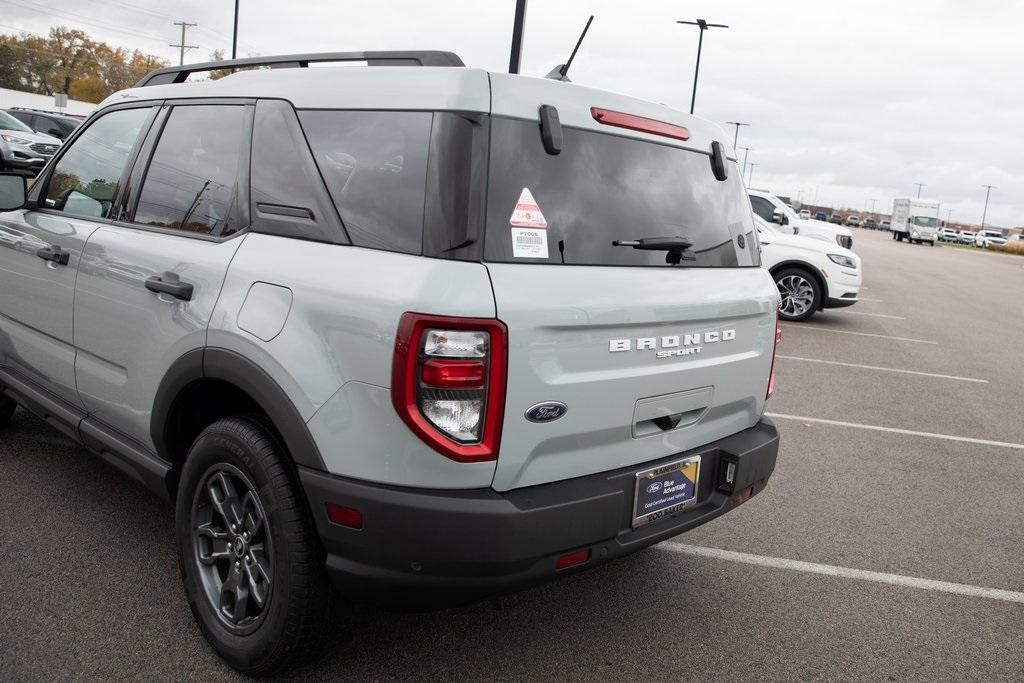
[489,264,777,491]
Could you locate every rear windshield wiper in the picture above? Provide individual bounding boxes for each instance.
[612,236,695,264]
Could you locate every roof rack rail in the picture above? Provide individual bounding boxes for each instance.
[134,51,465,87]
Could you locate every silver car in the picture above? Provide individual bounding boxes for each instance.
[0,110,62,174]
[0,51,781,675]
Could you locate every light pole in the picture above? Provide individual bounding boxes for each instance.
[869,198,876,214]
[231,0,240,59]
[945,208,953,227]
[677,19,728,115]
[914,182,926,198]
[747,162,758,186]
[725,121,748,149]
[739,146,752,178]
[981,185,996,228]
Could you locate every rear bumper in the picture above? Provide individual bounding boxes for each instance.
[299,418,779,609]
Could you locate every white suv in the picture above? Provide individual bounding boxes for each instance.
[974,229,1007,248]
[749,189,854,249]
[755,216,862,321]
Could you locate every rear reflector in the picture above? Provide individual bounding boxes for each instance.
[326,503,363,529]
[555,548,591,571]
[590,107,690,141]
[739,486,754,503]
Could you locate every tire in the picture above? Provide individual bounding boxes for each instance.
[774,267,821,322]
[176,416,336,676]
[0,395,15,427]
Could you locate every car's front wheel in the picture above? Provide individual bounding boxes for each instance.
[0,395,15,428]
[176,416,336,676]
[774,268,821,322]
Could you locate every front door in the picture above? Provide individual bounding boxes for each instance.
[0,105,155,407]
[73,102,252,449]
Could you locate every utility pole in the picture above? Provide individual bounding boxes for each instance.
[508,0,528,74]
[869,198,876,213]
[747,162,758,186]
[981,184,996,228]
[725,121,748,150]
[171,21,198,66]
[232,0,240,59]
[677,19,728,115]
[739,146,752,178]
[945,208,953,227]
[914,182,926,198]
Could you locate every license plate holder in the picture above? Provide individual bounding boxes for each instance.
[632,455,701,528]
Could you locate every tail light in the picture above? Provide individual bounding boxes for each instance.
[766,312,782,400]
[391,312,507,463]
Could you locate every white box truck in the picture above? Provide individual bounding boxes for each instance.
[891,198,940,245]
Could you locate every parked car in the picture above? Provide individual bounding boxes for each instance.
[0,51,782,675]
[814,211,827,221]
[829,214,843,224]
[0,109,62,174]
[974,229,1008,248]
[938,227,960,242]
[749,189,854,248]
[880,219,891,230]
[798,209,811,219]
[4,107,82,141]
[862,218,877,230]
[845,215,861,227]
[959,230,977,244]
[755,215,861,321]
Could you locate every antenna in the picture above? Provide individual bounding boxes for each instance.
[545,15,594,82]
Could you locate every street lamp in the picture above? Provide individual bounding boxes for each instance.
[914,182,926,198]
[945,208,954,227]
[677,19,729,115]
[739,146,753,178]
[981,185,996,228]
[747,162,759,186]
[725,121,748,149]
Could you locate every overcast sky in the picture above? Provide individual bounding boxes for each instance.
[5,0,1020,227]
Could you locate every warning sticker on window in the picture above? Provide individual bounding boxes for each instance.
[510,188,549,258]
[510,188,548,228]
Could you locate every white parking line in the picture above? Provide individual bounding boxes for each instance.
[658,543,1024,605]
[781,325,937,345]
[844,311,906,320]
[766,413,1024,450]
[776,355,988,383]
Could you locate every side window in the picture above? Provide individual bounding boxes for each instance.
[749,196,774,221]
[44,107,152,218]
[133,105,247,236]
[298,110,432,254]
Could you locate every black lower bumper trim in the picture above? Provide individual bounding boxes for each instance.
[824,297,858,309]
[299,418,779,609]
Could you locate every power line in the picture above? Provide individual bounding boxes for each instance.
[0,0,170,45]
[171,21,198,66]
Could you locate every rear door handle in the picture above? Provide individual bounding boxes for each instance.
[145,275,193,301]
[36,246,70,266]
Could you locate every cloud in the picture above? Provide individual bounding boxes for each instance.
[5,0,1019,226]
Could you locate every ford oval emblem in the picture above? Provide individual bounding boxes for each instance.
[525,401,568,423]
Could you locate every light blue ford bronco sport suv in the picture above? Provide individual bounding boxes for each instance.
[0,52,781,674]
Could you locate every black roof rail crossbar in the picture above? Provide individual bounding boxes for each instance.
[134,51,465,87]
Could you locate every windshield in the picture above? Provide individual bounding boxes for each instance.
[0,110,33,133]
[484,118,759,268]
[911,216,938,228]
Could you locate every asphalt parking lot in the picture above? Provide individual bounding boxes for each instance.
[2,228,1024,681]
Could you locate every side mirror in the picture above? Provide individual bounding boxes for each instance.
[0,173,27,211]
[771,211,788,226]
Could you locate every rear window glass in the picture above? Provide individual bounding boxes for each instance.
[299,110,432,254]
[484,118,758,268]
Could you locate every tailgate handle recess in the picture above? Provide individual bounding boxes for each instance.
[632,386,713,438]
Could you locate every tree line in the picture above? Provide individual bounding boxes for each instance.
[0,26,169,104]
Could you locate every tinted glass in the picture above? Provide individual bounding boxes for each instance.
[0,110,34,133]
[485,119,758,267]
[749,195,775,221]
[134,105,247,235]
[299,110,432,254]
[44,107,151,219]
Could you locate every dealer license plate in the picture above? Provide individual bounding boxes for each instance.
[632,455,701,528]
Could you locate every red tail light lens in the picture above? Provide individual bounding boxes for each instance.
[766,313,782,400]
[392,313,507,463]
[591,107,690,141]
